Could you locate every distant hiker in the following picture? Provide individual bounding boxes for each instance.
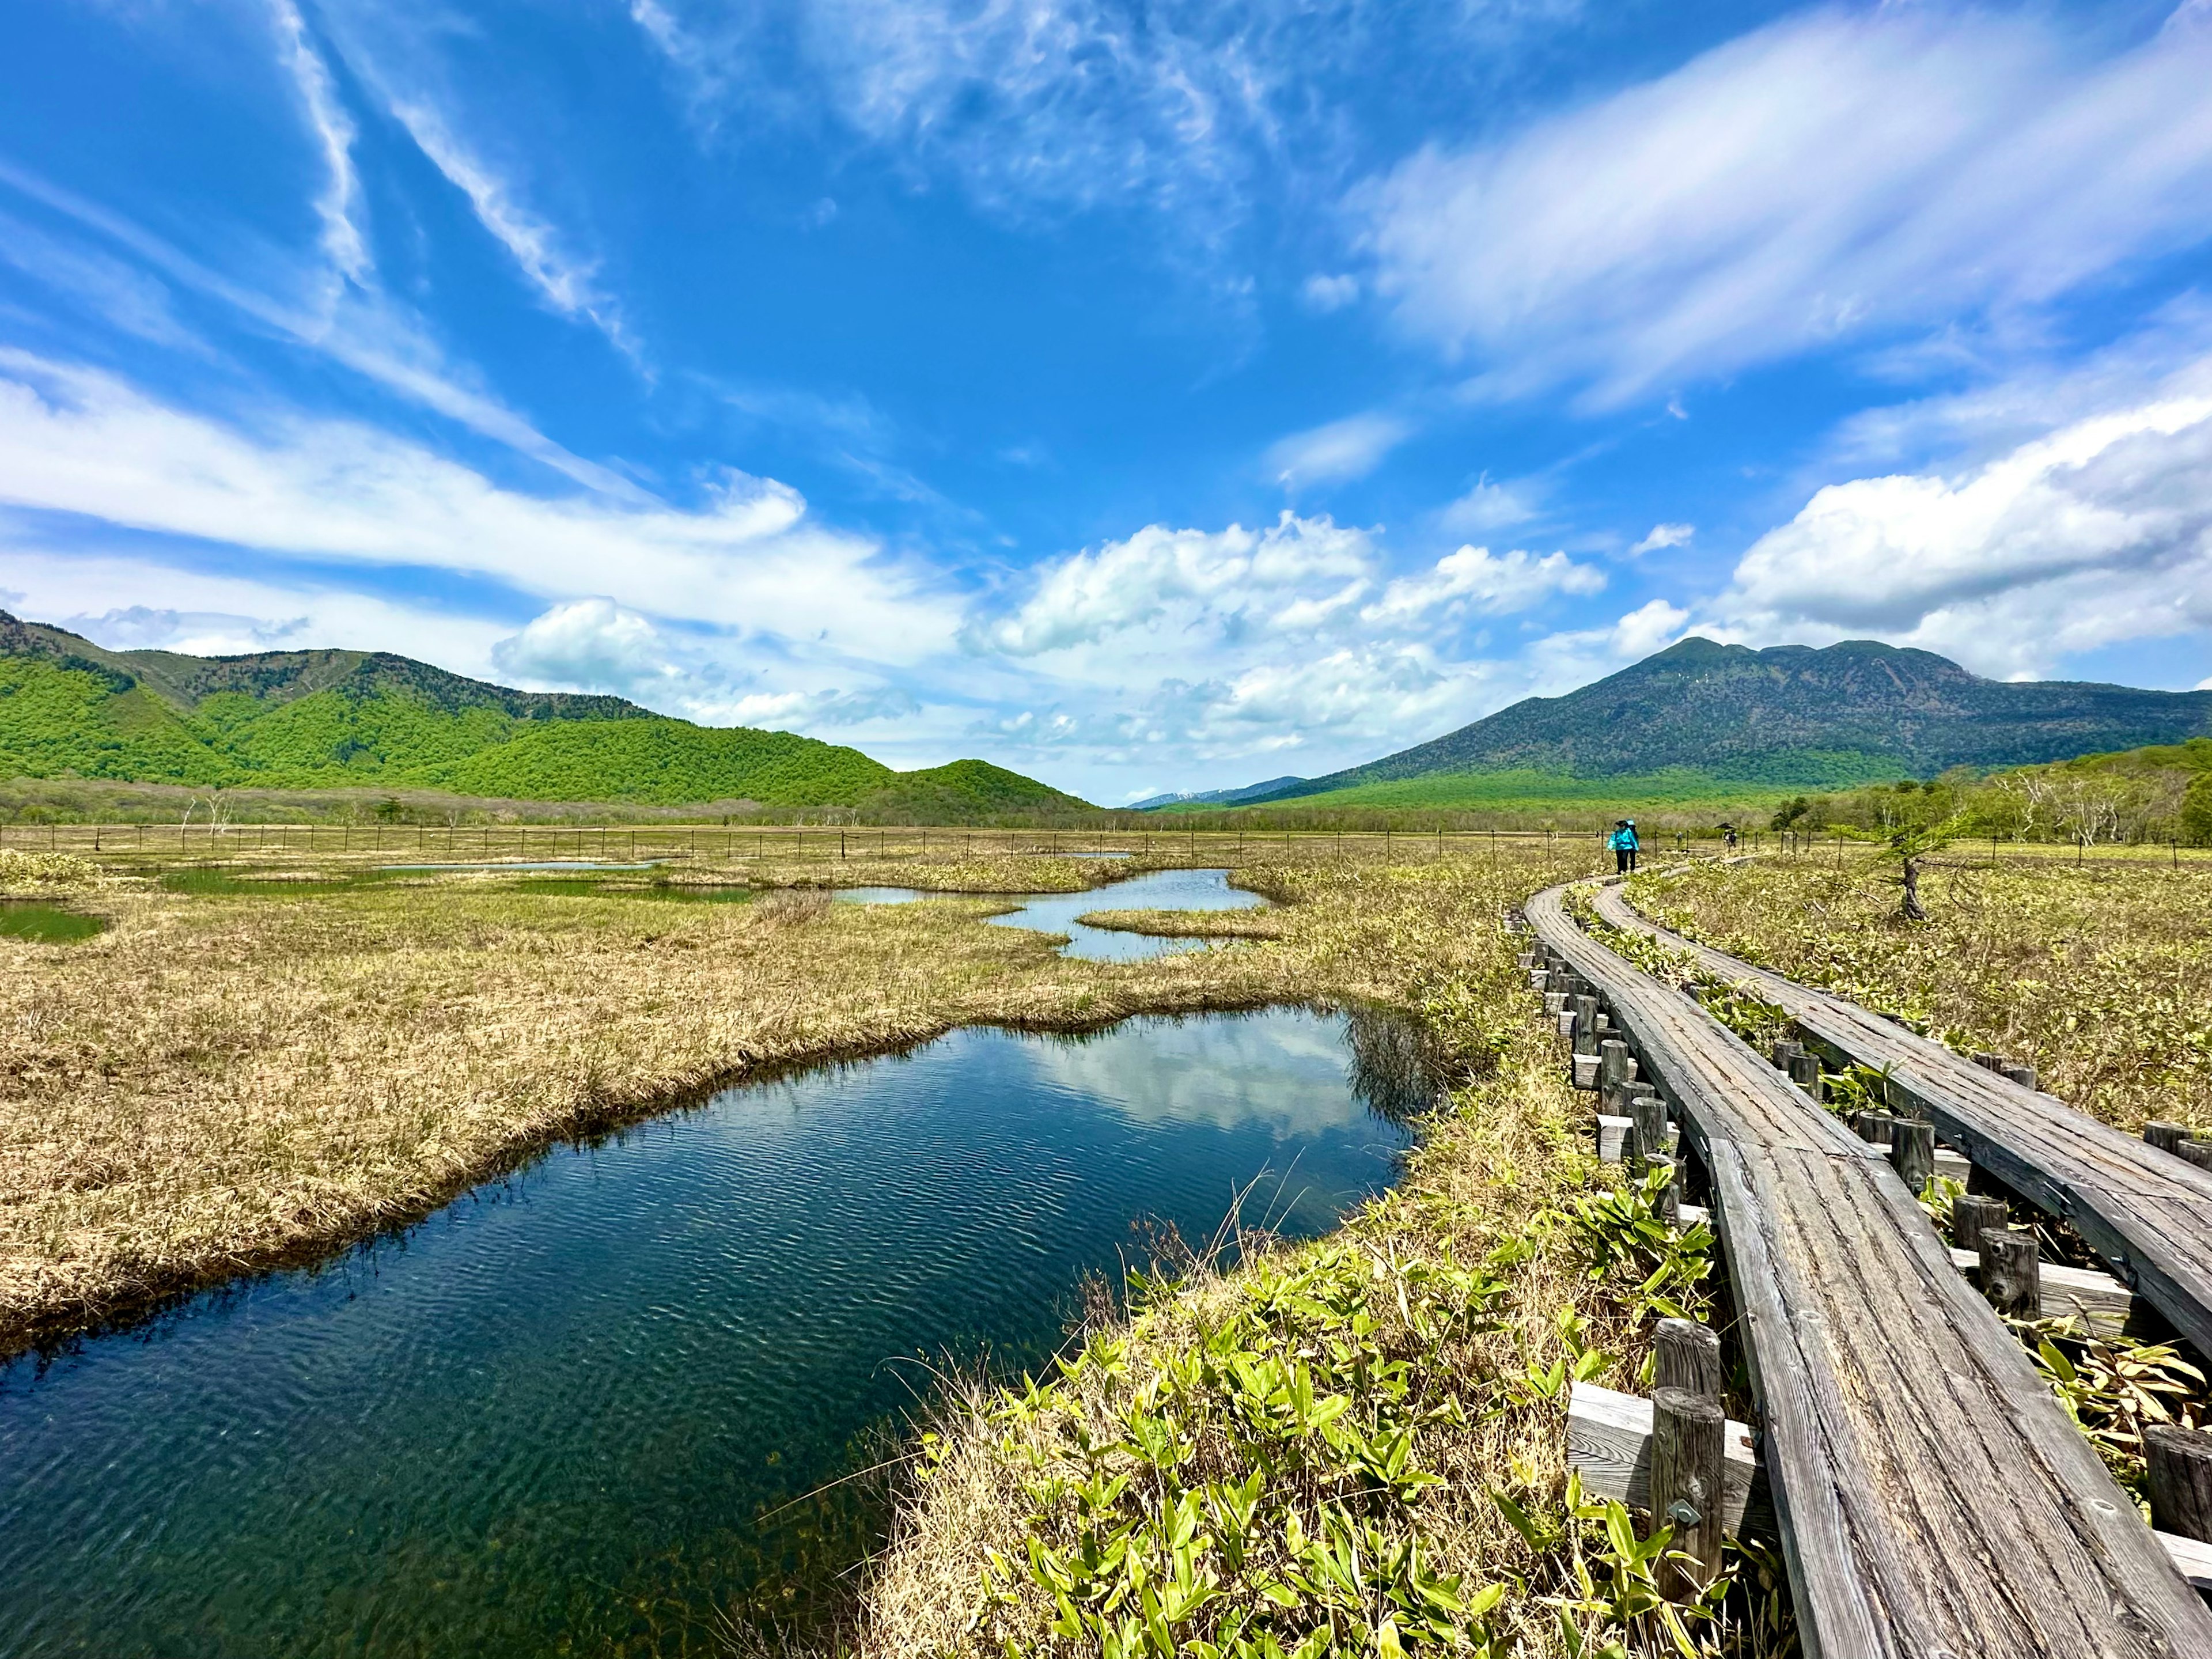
[1722,824,1738,853]
[1609,819,1641,874]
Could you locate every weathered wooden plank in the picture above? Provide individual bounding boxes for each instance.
[1597,881,2212,1363]
[1530,882,2212,1658]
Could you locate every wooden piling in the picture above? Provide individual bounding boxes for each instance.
[1891,1119,1936,1196]
[1651,1387,1726,1594]
[1952,1194,2010,1258]
[2181,1141,2212,1174]
[2145,1425,2212,1545]
[1654,1318,1722,1398]
[1786,1052,1823,1100]
[1980,1229,2041,1319]
[1630,1094,1669,1172]
[2146,1122,2188,1154]
[2000,1062,2037,1090]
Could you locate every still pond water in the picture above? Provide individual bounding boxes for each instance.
[836,865,1266,961]
[0,1006,1418,1657]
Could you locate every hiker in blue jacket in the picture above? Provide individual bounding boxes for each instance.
[1610,819,1641,874]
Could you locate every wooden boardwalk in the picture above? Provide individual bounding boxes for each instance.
[1594,879,2212,1360]
[1525,883,2212,1658]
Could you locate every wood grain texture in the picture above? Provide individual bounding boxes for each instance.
[1529,882,2212,1658]
[1597,880,2212,1362]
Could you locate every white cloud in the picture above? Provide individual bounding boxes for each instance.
[1266,412,1411,488]
[381,96,638,359]
[1361,544,1603,627]
[0,351,956,664]
[1301,273,1358,312]
[971,512,1373,658]
[1524,599,1691,694]
[963,509,1608,771]
[0,160,639,497]
[1714,388,2212,677]
[1437,476,1543,535]
[1628,522,1693,556]
[266,0,369,285]
[1357,6,2212,404]
[1,547,509,677]
[491,599,684,695]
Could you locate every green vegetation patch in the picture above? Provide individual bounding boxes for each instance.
[0,901,108,943]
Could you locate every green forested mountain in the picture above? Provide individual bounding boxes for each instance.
[0,611,1086,815]
[1233,638,2212,809]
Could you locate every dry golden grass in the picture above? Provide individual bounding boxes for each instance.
[0,844,1592,1356]
[1630,855,2212,1132]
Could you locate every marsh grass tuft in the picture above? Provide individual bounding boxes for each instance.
[1629,858,2212,1132]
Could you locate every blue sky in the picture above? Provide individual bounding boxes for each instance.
[3,0,2211,804]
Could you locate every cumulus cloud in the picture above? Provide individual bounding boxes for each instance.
[1357,6,2212,404]
[1628,523,1694,556]
[1361,545,1603,626]
[963,510,1607,769]
[971,512,1373,658]
[1524,599,1692,694]
[1266,413,1411,488]
[491,599,685,695]
[1713,388,2212,677]
[0,351,957,664]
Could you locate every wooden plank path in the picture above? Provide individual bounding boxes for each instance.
[1594,878,2212,1361]
[1525,882,2212,1658]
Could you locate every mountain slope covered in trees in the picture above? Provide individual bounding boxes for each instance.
[0,612,1086,815]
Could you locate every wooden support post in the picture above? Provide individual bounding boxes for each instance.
[2147,1122,2189,1155]
[1650,1387,1726,1594]
[2181,1141,2212,1174]
[2145,1425,2212,1544]
[1646,1156,1681,1225]
[1891,1119,1936,1196]
[1630,1094,1669,1173]
[1979,1229,2040,1319]
[1999,1062,2037,1090]
[1786,1052,1823,1099]
[1854,1111,1893,1145]
[1952,1194,2009,1258]
[1599,1039,1631,1104]
[1654,1318,1722,1399]
[1770,1039,1803,1069]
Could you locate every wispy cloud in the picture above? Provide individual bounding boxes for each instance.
[1266,412,1410,489]
[1357,6,2212,405]
[265,0,369,285]
[383,94,640,360]
[0,351,955,662]
[0,160,641,498]
[1628,522,1692,556]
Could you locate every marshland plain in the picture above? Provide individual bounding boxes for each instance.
[1628,851,2212,1133]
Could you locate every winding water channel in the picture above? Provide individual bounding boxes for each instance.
[1,1005,1418,1657]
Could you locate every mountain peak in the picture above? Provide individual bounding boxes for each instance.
[1238,639,2212,804]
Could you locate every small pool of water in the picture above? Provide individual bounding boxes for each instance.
[0,1006,1421,1658]
[990,867,1265,961]
[833,868,1266,961]
[0,899,108,943]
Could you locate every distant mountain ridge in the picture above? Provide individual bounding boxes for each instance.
[1237,638,2212,806]
[0,611,1086,816]
[1128,776,1307,811]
